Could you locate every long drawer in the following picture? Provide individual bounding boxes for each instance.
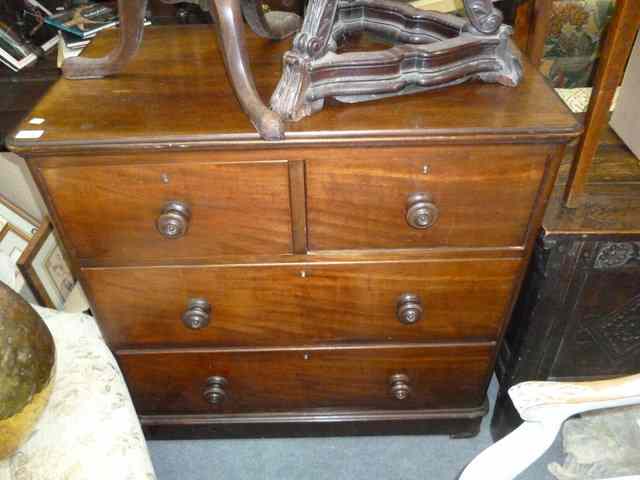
[306,145,551,250]
[85,259,520,348]
[40,159,293,263]
[118,344,493,414]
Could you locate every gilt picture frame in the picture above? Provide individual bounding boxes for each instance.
[0,194,38,237]
[18,216,75,309]
[0,195,38,300]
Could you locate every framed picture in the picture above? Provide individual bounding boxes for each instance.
[0,194,38,238]
[0,224,30,291]
[18,216,75,309]
[0,195,38,301]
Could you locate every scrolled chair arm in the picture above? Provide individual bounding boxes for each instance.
[459,374,640,480]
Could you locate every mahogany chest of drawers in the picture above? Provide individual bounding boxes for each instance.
[8,25,579,438]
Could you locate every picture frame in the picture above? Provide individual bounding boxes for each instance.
[0,194,38,237]
[18,216,75,309]
[0,224,31,291]
[0,195,38,301]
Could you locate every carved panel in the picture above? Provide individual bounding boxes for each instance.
[584,292,640,360]
[594,242,640,270]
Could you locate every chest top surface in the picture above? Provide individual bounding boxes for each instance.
[8,25,579,154]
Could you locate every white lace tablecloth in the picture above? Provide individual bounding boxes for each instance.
[0,308,156,480]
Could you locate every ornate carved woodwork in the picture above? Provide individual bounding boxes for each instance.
[493,236,640,439]
[594,242,640,270]
[60,0,520,139]
[270,0,522,121]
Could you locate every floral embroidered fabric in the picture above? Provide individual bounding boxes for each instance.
[541,0,615,88]
[0,307,156,480]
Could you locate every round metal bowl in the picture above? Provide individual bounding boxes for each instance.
[0,281,55,459]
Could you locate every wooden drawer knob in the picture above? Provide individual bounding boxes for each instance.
[156,200,191,239]
[203,376,228,405]
[406,192,438,229]
[396,293,423,325]
[389,373,412,400]
[182,298,211,330]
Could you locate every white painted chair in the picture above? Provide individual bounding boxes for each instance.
[460,375,640,480]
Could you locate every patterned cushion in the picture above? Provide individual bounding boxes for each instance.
[0,308,156,480]
[541,0,615,88]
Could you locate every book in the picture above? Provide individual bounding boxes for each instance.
[0,54,20,72]
[0,0,60,71]
[61,29,93,48]
[20,2,59,52]
[0,20,38,71]
[45,3,118,39]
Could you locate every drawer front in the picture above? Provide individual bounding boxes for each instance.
[40,160,293,263]
[86,259,520,348]
[118,344,492,414]
[306,145,550,250]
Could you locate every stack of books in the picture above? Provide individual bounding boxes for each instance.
[0,1,122,72]
[0,0,59,72]
[46,2,118,39]
[47,2,119,61]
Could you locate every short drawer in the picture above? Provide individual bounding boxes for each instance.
[40,159,293,263]
[118,344,492,414]
[85,259,519,348]
[306,145,551,250]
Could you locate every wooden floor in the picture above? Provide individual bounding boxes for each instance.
[545,122,640,237]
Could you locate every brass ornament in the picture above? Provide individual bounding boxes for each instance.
[0,281,56,459]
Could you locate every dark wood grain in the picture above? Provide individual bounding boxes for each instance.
[84,258,519,348]
[306,145,552,250]
[12,22,579,438]
[39,159,293,262]
[118,343,493,414]
[287,160,308,254]
[545,139,640,237]
[0,53,58,150]
[7,25,579,154]
[140,406,487,439]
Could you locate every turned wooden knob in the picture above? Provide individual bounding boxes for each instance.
[156,200,191,239]
[406,192,438,229]
[203,376,228,405]
[396,293,423,325]
[389,373,412,400]
[182,298,211,330]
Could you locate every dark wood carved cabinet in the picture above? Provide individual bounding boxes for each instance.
[492,134,640,437]
[8,26,579,438]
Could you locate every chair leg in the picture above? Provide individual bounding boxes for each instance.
[211,0,285,140]
[62,0,148,79]
[564,0,640,207]
[527,0,553,67]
